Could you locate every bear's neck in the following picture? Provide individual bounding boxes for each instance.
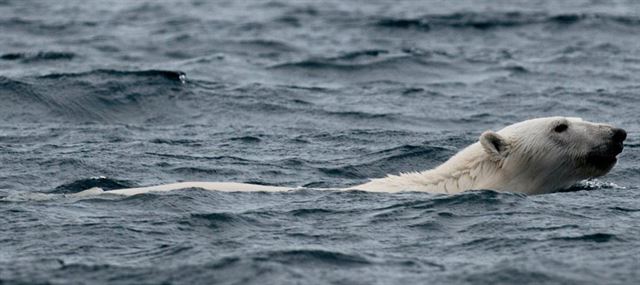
[354,143,502,193]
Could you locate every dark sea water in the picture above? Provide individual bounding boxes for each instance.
[1,0,640,284]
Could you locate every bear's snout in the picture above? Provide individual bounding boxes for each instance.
[612,128,627,143]
[608,127,626,155]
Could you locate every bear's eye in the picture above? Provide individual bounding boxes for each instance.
[554,123,568,133]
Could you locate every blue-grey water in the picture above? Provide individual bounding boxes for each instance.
[1,0,640,284]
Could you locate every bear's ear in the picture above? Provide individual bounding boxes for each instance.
[480,131,509,161]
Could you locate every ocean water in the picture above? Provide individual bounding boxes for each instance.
[1,0,640,284]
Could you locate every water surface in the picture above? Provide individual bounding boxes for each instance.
[1,0,639,284]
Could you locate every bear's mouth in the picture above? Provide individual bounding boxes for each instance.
[587,154,617,169]
[586,142,624,170]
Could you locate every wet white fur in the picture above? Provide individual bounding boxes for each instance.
[354,117,618,194]
[78,117,620,196]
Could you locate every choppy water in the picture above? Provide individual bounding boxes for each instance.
[1,0,639,284]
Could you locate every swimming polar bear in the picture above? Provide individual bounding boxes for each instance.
[79,117,626,196]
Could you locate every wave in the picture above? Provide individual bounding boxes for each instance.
[560,179,625,192]
[253,249,371,266]
[271,54,449,72]
[286,208,340,216]
[1,51,76,62]
[169,166,242,176]
[552,233,619,243]
[319,144,456,179]
[0,69,189,124]
[227,136,262,143]
[188,212,264,229]
[149,138,203,146]
[367,190,528,225]
[38,69,186,82]
[429,189,527,206]
[267,48,498,84]
[375,190,526,212]
[374,12,640,31]
[231,39,299,53]
[0,16,98,35]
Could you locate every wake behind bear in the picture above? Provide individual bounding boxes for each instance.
[78,116,626,196]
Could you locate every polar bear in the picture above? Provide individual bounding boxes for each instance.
[353,116,626,194]
[79,116,626,196]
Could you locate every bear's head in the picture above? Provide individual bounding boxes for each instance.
[479,117,626,193]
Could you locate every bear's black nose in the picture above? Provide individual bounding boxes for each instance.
[612,128,627,142]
